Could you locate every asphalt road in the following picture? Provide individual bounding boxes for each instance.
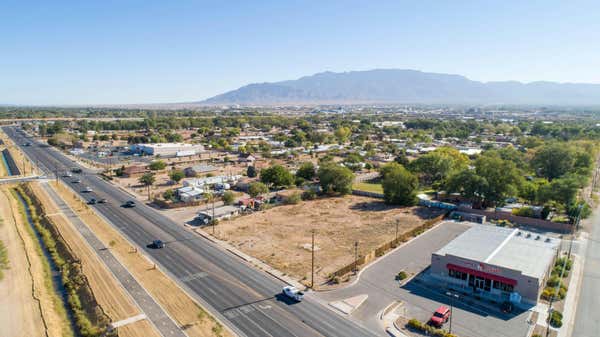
[317,221,531,337]
[572,209,600,337]
[3,126,379,337]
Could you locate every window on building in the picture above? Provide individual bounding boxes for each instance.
[448,269,468,280]
[492,281,514,292]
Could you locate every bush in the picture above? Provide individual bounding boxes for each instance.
[222,191,235,205]
[301,189,317,200]
[513,206,535,218]
[555,257,572,271]
[396,271,408,281]
[149,160,166,170]
[546,276,561,287]
[407,319,422,330]
[284,192,301,205]
[548,310,563,328]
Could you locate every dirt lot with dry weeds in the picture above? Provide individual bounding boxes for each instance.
[213,195,445,286]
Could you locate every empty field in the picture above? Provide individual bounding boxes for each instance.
[214,195,445,286]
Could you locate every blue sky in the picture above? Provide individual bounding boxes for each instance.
[1,0,599,105]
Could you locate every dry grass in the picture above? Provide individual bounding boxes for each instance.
[29,183,159,337]
[0,186,70,337]
[214,195,445,285]
[51,181,231,337]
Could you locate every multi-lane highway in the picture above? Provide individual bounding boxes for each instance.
[3,126,380,337]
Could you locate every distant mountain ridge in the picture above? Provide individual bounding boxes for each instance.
[200,69,600,105]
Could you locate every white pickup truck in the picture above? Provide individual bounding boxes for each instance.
[282,286,304,302]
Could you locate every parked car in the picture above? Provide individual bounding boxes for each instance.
[123,200,136,208]
[429,306,451,327]
[282,286,304,302]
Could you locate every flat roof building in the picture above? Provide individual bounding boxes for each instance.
[130,143,204,157]
[430,224,558,307]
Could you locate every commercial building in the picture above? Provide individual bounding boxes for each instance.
[430,224,558,307]
[130,143,204,157]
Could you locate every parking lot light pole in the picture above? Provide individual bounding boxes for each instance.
[446,291,459,334]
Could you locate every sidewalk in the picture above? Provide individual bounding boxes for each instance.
[558,253,583,337]
[193,226,306,290]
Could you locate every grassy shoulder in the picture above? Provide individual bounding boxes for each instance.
[352,182,383,193]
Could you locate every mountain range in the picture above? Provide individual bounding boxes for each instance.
[200,69,600,105]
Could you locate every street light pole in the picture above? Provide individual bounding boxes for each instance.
[354,241,359,274]
[311,229,315,289]
[446,291,459,334]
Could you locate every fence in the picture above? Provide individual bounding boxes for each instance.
[351,189,384,199]
[329,213,447,279]
[456,206,573,233]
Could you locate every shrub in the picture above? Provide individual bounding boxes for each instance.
[301,189,317,200]
[284,192,301,205]
[149,160,166,170]
[396,271,408,280]
[407,319,422,330]
[548,310,563,328]
[222,191,235,205]
[546,276,561,288]
[555,257,572,271]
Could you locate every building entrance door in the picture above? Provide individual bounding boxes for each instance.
[474,276,485,290]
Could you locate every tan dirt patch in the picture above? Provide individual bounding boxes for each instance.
[212,195,445,286]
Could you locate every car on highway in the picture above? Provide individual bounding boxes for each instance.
[62,172,73,177]
[71,167,82,174]
[282,286,304,302]
[429,306,451,327]
[123,200,136,208]
[151,240,165,249]
[88,198,97,205]
[82,186,93,193]
[98,198,107,204]
[72,179,81,183]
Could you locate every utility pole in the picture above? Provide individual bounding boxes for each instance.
[311,229,316,289]
[354,241,359,274]
[568,204,583,259]
[395,218,400,245]
[446,292,459,334]
[212,194,216,235]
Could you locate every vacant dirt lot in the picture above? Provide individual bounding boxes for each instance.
[213,195,445,286]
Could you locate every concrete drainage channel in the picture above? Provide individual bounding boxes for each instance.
[2,148,21,176]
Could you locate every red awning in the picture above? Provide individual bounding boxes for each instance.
[447,263,517,286]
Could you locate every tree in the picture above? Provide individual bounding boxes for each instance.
[169,170,185,183]
[537,176,580,206]
[260,165,294,188]
[149,160,167,171]
[246,165,257,178]
[532,143,574,180]
[334,126,352,143]
[473,154,523,206]
[296,162,316,180]
[248,182,269,198]
[381,163,419,206]
[138,173,156,200]
[408,147,468,187]
[445,169,488,207]
[222,191,235,205]
[318,163,354,195]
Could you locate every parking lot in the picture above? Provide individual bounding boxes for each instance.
[314,221,534,337]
